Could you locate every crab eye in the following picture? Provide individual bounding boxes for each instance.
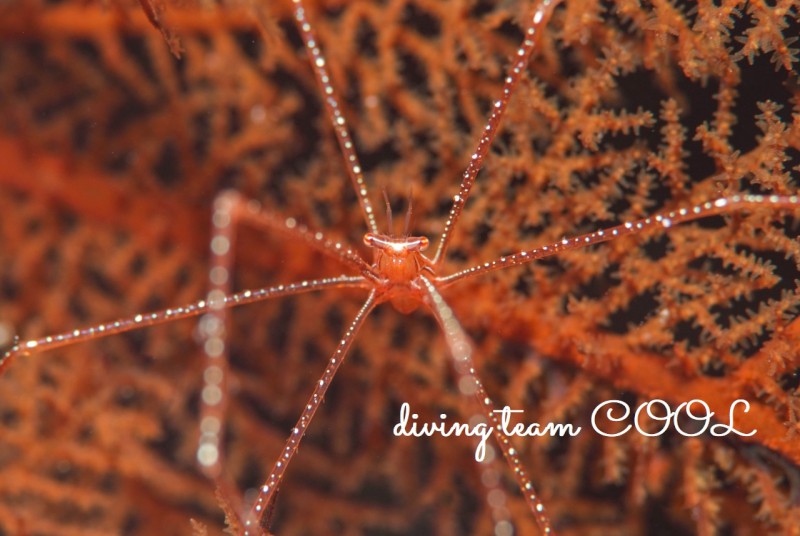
[363,233,378,247]
[418,237,429,251]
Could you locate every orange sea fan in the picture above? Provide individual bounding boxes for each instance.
[0,0,799,534]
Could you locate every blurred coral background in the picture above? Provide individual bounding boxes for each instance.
[0,0,799,534]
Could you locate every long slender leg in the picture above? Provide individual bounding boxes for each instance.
[196,191,375,516]
[418,276,554,535]
[0,191,374,376]
[433,0,559,265]
[439,194,800,286]
[196,192,237,500]
[243,290,378,534]
[290,0,380,235]
[0,276,366,375]
[221,190,377,279]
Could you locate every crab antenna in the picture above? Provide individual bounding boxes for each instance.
[382,187,394,235]
[404,187,414,237]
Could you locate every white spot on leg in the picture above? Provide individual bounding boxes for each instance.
[210,266,229,285]
[203,365,224,385]
[202,385,223,406]
[197,443,219,467]
[494,520,514,536]
[200,416,221,435]
[204,338,225,358]
[458,376,478,395]
[212,210,231,229]
[211,236,230,256]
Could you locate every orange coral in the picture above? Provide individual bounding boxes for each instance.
[0,0,799,534]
